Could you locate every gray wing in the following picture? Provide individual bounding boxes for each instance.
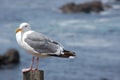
[24,31,61,54]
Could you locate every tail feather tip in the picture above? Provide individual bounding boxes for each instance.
[69,56,75,58]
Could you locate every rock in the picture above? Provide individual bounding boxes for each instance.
[100,78,109,80]
[59,2,77,13]
[59,1,111,13]
[0,49,20,68]
[116,0,120,1]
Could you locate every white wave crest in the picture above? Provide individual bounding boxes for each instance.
[67,37,112,48]
[58,20,86,27]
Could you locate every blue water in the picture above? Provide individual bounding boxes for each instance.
[0,0,120,80]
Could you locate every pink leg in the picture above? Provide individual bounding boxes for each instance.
[35,57,39,70]
[22,56,34,72]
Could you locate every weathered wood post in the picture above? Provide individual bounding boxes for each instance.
[23,70,44,80]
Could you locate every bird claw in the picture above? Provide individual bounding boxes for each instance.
[32,68,38,70]
[22,67,32,72]
[22,68,38,72]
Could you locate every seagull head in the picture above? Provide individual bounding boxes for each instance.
[16,23,31,33]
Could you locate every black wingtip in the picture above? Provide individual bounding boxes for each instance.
[48,50,76,58]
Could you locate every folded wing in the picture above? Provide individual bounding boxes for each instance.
[24,31,62,54]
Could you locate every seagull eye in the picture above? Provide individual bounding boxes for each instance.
[25,25,27,27]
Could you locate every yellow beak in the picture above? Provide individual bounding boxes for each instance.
[15,28,22,33]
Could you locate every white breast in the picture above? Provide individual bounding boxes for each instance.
[16,31,23,47]
[16,31,34,53]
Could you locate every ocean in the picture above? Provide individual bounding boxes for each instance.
[0,0,120,80]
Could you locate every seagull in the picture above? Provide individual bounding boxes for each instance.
[15,23,75,72]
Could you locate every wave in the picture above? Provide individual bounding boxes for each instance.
[57,19,86,26]
[94,18,110,23]
[66,37,112,48]
[56,19,96,30]
[112,5,120,9]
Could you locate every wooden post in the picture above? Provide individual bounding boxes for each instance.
[23,70,44,80]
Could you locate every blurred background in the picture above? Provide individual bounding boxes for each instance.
[0,0,120,80]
